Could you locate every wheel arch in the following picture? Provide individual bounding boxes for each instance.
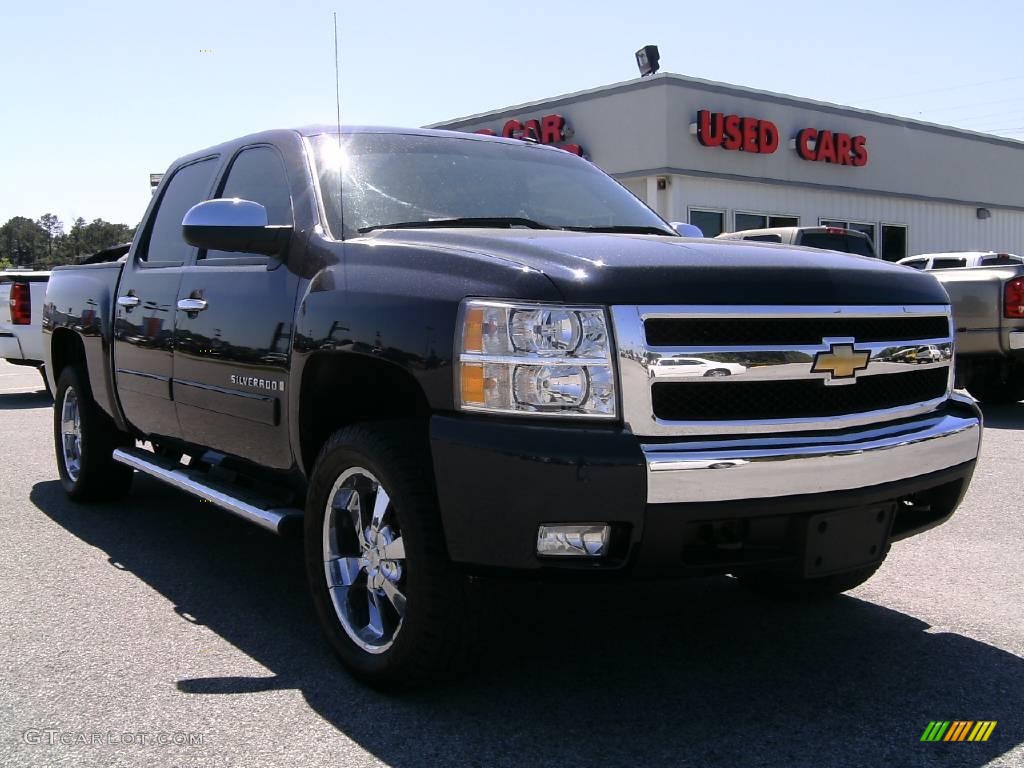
[297,352,433,477]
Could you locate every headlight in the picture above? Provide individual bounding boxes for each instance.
[456,299,617,418]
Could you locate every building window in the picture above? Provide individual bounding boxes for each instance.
[881,224,908,262]
[689,208,724,238]
[735,212,799,231]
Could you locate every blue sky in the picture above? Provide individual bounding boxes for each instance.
[2,0,1021,227]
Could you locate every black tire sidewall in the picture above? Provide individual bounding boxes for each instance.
[53,365,131,500]
[304,425,457,685]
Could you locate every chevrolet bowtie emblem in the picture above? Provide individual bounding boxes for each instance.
[811,342,871,382]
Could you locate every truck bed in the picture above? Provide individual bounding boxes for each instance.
[932,265,1024,357]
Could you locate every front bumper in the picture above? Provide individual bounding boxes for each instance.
[430,396,982,574]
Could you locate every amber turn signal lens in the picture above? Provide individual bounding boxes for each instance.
[463,307,485,352]
[461,363,486,404]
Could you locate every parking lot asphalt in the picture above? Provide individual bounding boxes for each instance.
[0,359,1021,768]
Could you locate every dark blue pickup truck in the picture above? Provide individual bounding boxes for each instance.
[42,126,982,687]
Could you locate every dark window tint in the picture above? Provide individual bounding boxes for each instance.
[901,259,927,270]
[203,147,292,260]
[930,257,967,270]
[744,234,782,243]
[735,212,767,231]
[690,210,723,237]
[141,158,217,262]
[881,224,908,262]
[799,232,876,258]
[979,254,1022,266]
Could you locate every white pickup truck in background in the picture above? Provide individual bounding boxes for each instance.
[901,254,1024,403]
[1,270,52,395]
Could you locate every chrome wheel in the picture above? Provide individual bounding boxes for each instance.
[323,467,406,654]
[60,386,83,482]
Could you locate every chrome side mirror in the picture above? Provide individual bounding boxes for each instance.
[670,221,704,238]
[182,198,291,256]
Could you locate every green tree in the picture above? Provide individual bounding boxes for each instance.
[37,213,64,261]
[0,217,47,266]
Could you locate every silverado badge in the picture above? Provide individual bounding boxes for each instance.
[811,342,871,384]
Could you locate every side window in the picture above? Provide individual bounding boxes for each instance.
[902,259,927,270]
[139,158,217,263]
[744,234,782,243]
[203,146,293,260]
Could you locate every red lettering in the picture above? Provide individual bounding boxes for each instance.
[540,114,565,145]
[522,119,541,141]
[816,130,836,163]
[501,120,521,138]
[697,110,724,147]
[759,120,779,154]
[796,128,818,160]
[474,128,496,136]
[723,115,742,150]
[558,144,583,156]
[852,135,869,166]
[741,117,758,152]
[835,133,852,165]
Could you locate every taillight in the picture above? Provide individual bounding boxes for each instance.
[10,282,31,325]
[1006,277,1024,318]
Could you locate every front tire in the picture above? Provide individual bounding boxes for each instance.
[304,422,478,688]
[53,366,133,501]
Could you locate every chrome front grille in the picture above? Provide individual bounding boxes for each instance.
[610,305,954,437]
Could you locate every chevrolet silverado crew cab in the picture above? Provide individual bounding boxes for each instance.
[43,127,982,687]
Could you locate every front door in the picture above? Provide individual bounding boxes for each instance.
[113,156,219,439]
[172,145,301,469]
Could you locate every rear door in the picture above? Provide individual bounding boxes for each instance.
[113,156,219,439]
[172,143,303,469]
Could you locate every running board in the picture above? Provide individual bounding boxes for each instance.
[112,447,302,534]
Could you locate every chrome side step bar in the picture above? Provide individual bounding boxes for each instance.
[112,447,302,534]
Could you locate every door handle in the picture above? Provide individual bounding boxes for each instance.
[117,295,140,310]
[177,298,208,313]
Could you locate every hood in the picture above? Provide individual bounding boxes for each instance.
[361,229,949,306]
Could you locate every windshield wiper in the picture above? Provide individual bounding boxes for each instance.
[563,224,676,236]
[358,217,558,234]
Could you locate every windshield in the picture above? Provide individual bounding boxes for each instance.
[310,132,673,238]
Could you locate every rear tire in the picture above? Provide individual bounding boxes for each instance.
[704,368,732,377]
[53,366,133,501]
[738,561,884,599]
[304,422,479,689]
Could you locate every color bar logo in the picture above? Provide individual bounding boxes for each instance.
[921,721,997,742]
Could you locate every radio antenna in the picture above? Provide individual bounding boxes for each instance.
[333,11,346,237]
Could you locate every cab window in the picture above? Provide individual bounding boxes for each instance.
[202,146,293,261]
[139,158,218,263]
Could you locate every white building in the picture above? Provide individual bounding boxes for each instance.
[429,73,1024,261]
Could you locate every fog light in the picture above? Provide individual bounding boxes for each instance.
[537,524,610,557]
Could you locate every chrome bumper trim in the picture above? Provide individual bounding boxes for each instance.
[643,412,981,504]
[1009,331,1024,351]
